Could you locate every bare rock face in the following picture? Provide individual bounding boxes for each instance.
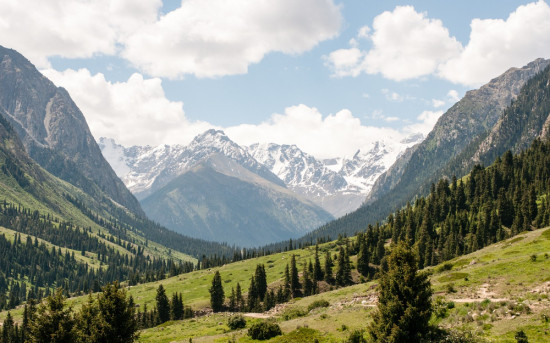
[0,45,143,216]
[366,58,550,204]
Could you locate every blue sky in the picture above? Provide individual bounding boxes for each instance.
[2,0,549,159]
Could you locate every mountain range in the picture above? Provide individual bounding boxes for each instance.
[298,57,550,244]
[99,129,421,246]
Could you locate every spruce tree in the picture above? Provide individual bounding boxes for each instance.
[170,292,184,320]
[254,264,267,300]
[235,283,244,312]
[357,238,370,277]
[324,250,334,284]
[290,255,301,298]
[209,271,225,312]
[155,285,170,324]
[368,243,432,343]
[29,289,76,343]
[247,276,259,312]
[313,245,324,281]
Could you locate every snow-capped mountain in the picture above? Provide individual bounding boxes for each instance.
[100,129,424,219]
[99,130,333,247]
[99,129,282,200]
[247,136,423,217]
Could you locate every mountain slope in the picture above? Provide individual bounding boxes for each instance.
[246,137,422,217]
[300,58,550,242]
[141,154,333,247]
[0,45,143,216]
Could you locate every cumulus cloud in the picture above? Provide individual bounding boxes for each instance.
[44,68,440,159]
[327,6,462,80]
[1,0,341,77]
[226,105,439,159]
[0,0,161,68]
[41,68,212,146]
[122,0,342,78]
[432,99,446,108]
[438,0,550,86]
[402,110,444,136]
[327,1,550,86]
[447,90,461,102]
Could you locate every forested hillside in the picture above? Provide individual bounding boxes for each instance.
[298,60,550,244]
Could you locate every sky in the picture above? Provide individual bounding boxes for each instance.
[2,0,550,159]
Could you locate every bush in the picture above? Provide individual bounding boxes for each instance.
[347,330,367,343]
[281,307,307,320]
[307,299,330,312]
[247,321,282,340]
[227,315,246,330]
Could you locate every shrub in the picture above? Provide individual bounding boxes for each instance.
[281,307,307,320]
[346,330,367,343]
[437,262,454,273]
[307,299,330,312]
[247,321,282,340]
[227,315,246,330]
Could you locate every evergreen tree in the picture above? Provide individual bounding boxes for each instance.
[29,289,76,343]
[93,282,138,343]
[283,265,291,300]
[170,292,184,320]
[254,264,267,300]
[247,276,259,312]
[313,245,324,281]
[323,250,334,284]
[357,237,370,277]
[290,255,301,298]
[235,283,244,312]
[302,263,313,296]
[155,285,170,324]
[368,243,432,343]
[209,271,225,312]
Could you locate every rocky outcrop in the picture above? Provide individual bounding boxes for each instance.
[0,45,143,216]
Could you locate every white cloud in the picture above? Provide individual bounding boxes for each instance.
[325,48,363,77]
[381,89,403,102]
[357,25,371,39]
[438,0,550,86]
[403,110,444,136]
[432,99,446,108]
[41,68,212,146]
[1,0,341,78]
[0,0,161,68]
[327,6,462,80]
[447,90,460,102]
[226,105,438,159]
[123,0,342,78]
[327,1,550,86]
[43,68,440,160]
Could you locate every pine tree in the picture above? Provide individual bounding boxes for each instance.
[302,263,313,296]
[170,292,184,320]
[313,245,324,281]
[228,288,236,312]
[95,282,139,342]
[209,271,225,312]
[29,289,76,343]
[357,237,370,277]
[254,264,267,300]
[324,250,334,284]
[235,283,244,312]
[368,243,432,343]
[247,276,259,312]
[290,255,301,298]
[155,285,170,324]
[283,264,291,300]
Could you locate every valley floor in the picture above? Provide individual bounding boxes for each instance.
[138,227,550,342]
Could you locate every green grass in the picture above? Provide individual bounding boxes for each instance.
[3,228,550,342]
